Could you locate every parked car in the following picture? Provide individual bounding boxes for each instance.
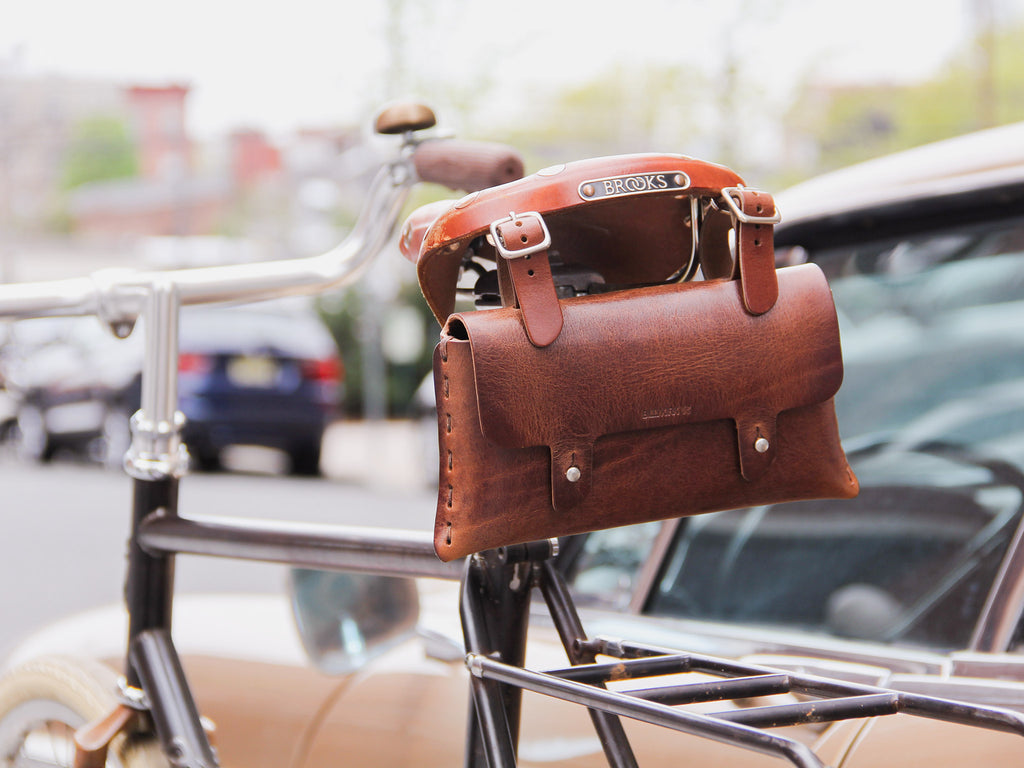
[0,315,143,465]
[6,122,1024,767]
[0,300,342,475]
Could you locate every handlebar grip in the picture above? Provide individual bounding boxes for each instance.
[413,139,525,192]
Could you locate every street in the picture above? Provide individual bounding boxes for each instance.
[0,439,437,661]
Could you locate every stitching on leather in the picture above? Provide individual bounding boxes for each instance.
[443,351,454,547]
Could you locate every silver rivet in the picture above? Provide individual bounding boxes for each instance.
[537,163,565,177]
[566,466,581,483]
[754,437,770,454]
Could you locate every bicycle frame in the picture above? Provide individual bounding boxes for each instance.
[0,117,469,768]
[2,110,1024,768]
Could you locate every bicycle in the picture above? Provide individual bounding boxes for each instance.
[0,104,1021,768]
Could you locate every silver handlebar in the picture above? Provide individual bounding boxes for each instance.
[0,137,422,480]
[0,147,417,326]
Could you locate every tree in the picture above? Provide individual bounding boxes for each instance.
[317,278,440,418]
[61,115,137,190]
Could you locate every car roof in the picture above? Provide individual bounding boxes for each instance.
[774,121,1024,249]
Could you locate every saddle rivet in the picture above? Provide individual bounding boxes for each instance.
[581,184,595,198]
[754,437,770,454]
[566,466,581,483]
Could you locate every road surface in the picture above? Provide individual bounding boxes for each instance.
[0,442,437,660]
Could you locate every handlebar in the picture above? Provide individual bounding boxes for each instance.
[0,157,410,328]
[0,106,525,480]
[0,129,523,327]
[413,139,524,192]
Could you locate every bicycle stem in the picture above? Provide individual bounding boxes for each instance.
[126,280,188,480]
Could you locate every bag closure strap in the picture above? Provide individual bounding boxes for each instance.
[721,186,781,316]
[491,211,564,347]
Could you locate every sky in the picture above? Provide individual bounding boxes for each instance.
[2,0,1022,140]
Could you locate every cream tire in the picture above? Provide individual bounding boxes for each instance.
[0,655,166,767]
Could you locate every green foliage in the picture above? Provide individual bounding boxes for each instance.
[317,278,440,418]
[61,116,138,190]
[785,20,1024,175]
[499,63,706,167]
[317,286,365,416]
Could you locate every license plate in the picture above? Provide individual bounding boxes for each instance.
[226,355,279,387]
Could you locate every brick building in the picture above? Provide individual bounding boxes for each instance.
[68,83,235,237]
[125,84,193,180]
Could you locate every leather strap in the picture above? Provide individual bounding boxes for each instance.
[492,214,564,347]
[731,188,779,315]
[698,189,780,314]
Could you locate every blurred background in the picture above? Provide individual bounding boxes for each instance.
[2,0,1024,424]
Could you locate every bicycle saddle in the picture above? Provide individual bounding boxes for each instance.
[401,154,754,324]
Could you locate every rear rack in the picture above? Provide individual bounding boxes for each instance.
[460,541,1024,768]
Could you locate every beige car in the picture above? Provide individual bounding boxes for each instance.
[6,121,1024,766]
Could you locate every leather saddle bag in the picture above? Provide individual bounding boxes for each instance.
[406,154,859,561]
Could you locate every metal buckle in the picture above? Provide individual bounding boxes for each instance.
[720,186,782,225]
[489,211,552,260]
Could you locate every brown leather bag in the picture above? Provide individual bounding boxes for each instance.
[406,155,858,561]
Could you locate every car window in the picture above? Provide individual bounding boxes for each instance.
[823,220,1024,445]
[646,465,1019,648]
[571,216,1024,651]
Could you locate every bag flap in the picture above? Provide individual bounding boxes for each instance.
[443,264,843,511]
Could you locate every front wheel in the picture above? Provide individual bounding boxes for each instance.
[0,655,167,767]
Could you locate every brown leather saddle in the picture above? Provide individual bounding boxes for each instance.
[400,153,780,330]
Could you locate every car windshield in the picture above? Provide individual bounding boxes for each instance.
[570,216,1024,651]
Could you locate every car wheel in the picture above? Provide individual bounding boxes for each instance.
[14,406,53,463]
[289,442,322,477]
[190,447,222,473]
[0,655,167,767]
[0,418,16,459]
